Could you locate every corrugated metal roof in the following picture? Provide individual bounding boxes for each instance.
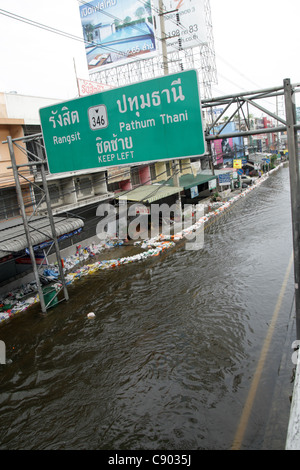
[161,173,217,190]
[178,173,217,189]
[117,184,183,204]
[0,216,84,259]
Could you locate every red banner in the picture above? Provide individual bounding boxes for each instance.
[77,78,113,96]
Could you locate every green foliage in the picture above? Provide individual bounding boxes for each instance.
[211,192,222,202]
[270,154,277,169]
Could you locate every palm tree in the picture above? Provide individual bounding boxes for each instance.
[83,23,95,43]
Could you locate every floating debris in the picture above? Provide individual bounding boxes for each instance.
[0,166,282,324]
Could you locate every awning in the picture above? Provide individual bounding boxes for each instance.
[0,216,84,259]
[163,173,217,190]
[116,184,183,204]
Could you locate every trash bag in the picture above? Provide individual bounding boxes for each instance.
[43,269,58,278]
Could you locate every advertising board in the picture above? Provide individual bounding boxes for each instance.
[161,0,208,52]
[79,0,158,72]
[233,159,242,169]
[39,70,205,174]
[210,121,244,167]
[218,173,231,186]
[79,0,209,74]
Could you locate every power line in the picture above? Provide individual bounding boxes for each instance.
[0,1,261,96]
[1,0,269,98]
[0,135,181,219]
[0,7,128,58]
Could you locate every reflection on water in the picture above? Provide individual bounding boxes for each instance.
[0,167,296,450]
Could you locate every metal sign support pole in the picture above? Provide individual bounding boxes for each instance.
[284,78,300,339]
[7,135,47,313]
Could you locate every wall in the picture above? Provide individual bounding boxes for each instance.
[3,93,61,125]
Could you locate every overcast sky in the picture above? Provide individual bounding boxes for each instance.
[0,0,299,110]
[210,0,300,97]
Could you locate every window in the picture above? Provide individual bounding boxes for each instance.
[0,188,20,220]
[107,181,120,192]
[150,164,156,181]
[131,168,140,186]
[23,125,48,172]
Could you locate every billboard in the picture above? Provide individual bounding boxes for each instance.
[161,0,208,52]
[211,122,244,167]
[39,70,205,174]
[79,0,158,72]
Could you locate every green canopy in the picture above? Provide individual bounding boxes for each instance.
[163,173,217,189]
[116,184,183,204]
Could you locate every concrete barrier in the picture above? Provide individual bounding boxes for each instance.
[286,345,300,449]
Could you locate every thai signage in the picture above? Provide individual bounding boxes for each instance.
[77,78,113,96]
[39,70,205,174]
[218,173,231,186]
[79,0,158,72]
[78,0,208,73]
[233,159,242,169]
[162,0,208,52]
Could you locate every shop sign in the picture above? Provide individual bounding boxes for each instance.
[218,173,231,186]
[190,186,199,198]
[233,159,242,169]
[209,179,217,190]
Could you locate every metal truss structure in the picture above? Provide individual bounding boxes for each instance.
[202,79,300,338]
[202,81,300,140]
[2,80,300,333]
[4,133,69,314]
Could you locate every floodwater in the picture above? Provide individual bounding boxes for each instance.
[0,165,297,450]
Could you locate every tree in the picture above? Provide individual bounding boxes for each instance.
[135,7,146,20]
[83,23,95,43]
[143,0,152,16]
[123,16,132,25]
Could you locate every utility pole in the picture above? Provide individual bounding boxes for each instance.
[158,0,181,209]
[284,78,300,339]
[158,0,169,76]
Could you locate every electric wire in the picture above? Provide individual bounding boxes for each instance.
[0,4,277,226]
[0,126,263,220]
[77,0,189,62]
[0,146,183,231]
[1,0,276,99]
[0,2,267,98]
[0,7,130,59]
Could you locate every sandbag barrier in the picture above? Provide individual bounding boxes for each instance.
[0,165,283,324]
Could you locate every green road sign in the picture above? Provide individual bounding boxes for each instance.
[39,70,205,174]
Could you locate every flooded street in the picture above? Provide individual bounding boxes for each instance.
[0,165,296,450]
